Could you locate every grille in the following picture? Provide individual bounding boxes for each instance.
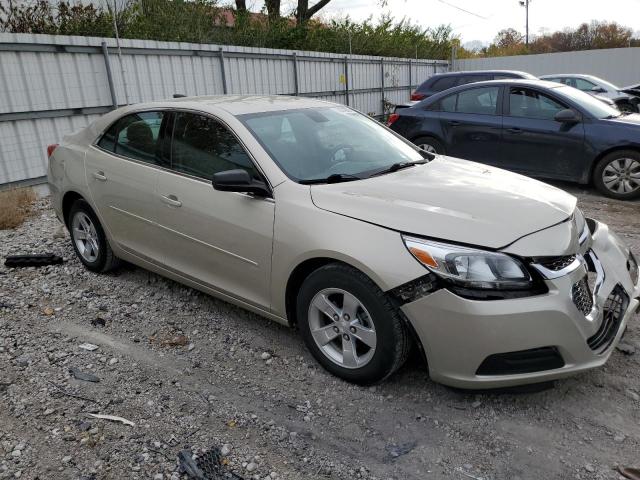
[587,286,629,352]
[538,255,576,271]
[572,277,593,316]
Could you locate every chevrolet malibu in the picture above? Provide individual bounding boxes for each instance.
[47,96,640,388]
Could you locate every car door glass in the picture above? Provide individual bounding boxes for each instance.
[108,112,165,164]
[171,112,260,181]
[440,93,457,112]
[455,86,500,115]
[432,76,457,92]
[574,78,597,92]
[508,88,567,120]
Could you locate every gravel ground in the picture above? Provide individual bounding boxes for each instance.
[0,183,639,480]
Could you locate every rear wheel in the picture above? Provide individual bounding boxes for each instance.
[68,199,120,272]
[297,263,411,384]
[593,150,640,200]
[413,136,444,155]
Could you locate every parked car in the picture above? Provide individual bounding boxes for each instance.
[48,95,640,389]
[410,70,536,101]
[540,74,640,112]
[388,79,640,200]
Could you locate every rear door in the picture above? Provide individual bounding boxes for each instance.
[499,86,586,179]
[437,85,504,165]
[154,111,275,311]
[86,110,170,264]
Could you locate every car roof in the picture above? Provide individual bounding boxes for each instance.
[540,73,594,79]
[120,95,337,116]
[429,70,533,77]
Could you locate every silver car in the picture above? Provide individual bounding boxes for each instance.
[47,96,640,388]
[540,74,640,112]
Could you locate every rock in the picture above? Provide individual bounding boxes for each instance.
[108,358,118,366]
[584,464,595,473]
[78,343,99,352]
[625,389,639,401]
[616,342,635,355]
[61,456,72,464]
[10,450,21,458]
[153,474,163,480]
[246,462,257,472]
[614,434,626,443]
[221,444,232,456]
[260,352,272,361]
[14,354,32,367]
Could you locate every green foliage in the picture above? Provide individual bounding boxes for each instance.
[0,0,456,59]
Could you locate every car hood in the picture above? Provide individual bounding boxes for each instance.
[620,84,640,97]
[310,157,576,249]
[605,113,640,126]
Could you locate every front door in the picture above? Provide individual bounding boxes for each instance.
[500,86,586,179]
[438,85,503,166]
[155,111,275,311]
[86,110,170,264]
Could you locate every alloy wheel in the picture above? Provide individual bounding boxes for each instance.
[72,212,100,263]
[419,143,437,154]
[602,158,640,195]
[307,288,377,369]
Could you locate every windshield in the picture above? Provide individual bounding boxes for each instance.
[240,107,424,183]
[556,85,622,119]
[586,75,620,91]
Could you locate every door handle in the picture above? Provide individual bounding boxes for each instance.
[161,194,182,208]
[93,171,107,181]
[448,120,461,126]
[506,127,523,134]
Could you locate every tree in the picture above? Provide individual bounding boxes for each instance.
[494,28,524,49]
[295,0,332,25]
[264,0,280,21]
[235,0,246,12]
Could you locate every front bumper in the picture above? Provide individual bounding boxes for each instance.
[401,220,640,389]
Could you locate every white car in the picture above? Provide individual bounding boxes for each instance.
[541,74,640,112]
[47,95,640,388]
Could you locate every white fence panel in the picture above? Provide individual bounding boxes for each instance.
[0,32,448,185]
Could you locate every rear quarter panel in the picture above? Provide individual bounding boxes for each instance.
[390,109,444,145]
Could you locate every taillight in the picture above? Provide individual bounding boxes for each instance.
[386,113,400,127]
[410,92,426,101]
[47,144,59,157]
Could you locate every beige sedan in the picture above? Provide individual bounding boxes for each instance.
[47,96,640,388]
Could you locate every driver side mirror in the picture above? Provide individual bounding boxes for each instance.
[554,109,581,123]
[591,86,606,93]
[212,169,271,197]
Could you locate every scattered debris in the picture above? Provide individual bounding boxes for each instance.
[260,352,271,361]
[150,333,189,347]
[43,306,55,316]
[78,343,99,352]
[4,253,63,268]
[178,447,245,480]
[618,466,640,480]
[87,413,135,426]
[91,317,106,327]
[69,367,100,383]
[455,467,484,480]
[616,342,636,355]
[385,441,417,461]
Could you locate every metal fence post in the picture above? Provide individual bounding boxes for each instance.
[344,56,350,106]
[219,47,228,94]
[101,41,118,109]
[408,59,412,100]
[292,52,299,96]
[380,57,385,117]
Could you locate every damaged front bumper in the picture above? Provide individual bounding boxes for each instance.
[401,219,640,389]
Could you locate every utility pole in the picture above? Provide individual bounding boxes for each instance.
[519,0,530,48]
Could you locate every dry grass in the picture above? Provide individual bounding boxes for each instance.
[0,187,37,230]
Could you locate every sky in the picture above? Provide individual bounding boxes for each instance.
[244,0,640,46]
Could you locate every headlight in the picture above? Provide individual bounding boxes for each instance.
[402,235,532,290]
[574,208,589,244]
[629,252,639,284]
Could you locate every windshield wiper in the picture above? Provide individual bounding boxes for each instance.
[299,173,363,185]
[368,159,428,178]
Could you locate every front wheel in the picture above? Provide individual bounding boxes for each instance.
[593,151,640,200]
[297,263,411,384]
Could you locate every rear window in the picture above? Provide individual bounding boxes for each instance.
[431,76,458,92]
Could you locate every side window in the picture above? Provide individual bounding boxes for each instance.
[432,76,457,92]
[574,78,597,92]
[508,88,567,120]
[99,111,166,165]
[440,94,457,112]
[171,112,259,181]
[452,86,500,115]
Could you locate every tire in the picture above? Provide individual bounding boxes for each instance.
[413,136,444,155]
[68,199,120,273]
[593,150,640,200]
[297,263,411,385]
